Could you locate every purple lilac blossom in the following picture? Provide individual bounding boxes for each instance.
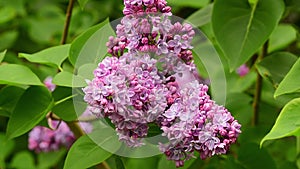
[28,120,75,153]
[83,0,241,167]
[236,64,250,77]
[158,81,241,167]
[43,76,56,92]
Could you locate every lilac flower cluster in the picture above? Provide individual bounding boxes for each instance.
[28,120,75,153]
[159,81,241,167]
[83,0,241,167]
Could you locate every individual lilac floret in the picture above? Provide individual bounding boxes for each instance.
[28,120,75,153]
[159,81,241,167]
[236,64,249,77]
[43,76,56,92]
[83,53,168,147]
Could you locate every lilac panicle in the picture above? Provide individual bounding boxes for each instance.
[28,120,75,153]
[83,0,241,167]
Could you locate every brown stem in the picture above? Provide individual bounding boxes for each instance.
[252,41,268,126]
[61,0,75,44]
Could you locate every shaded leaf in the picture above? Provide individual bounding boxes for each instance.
[261,98,300,146]
[238,143,276,169]
[0,86,25,117]
[212,0,284,70]
[157,155,196,169]
[6,86,53,139]
[69,18,114,68]
[19,44,70,69]
[77,0,89,10]
[256,52,298,85]
[0,133,15,168]
[37,149,66,169]
[0,30,18,51]
[0,64,43,86]
[10,151,36,169]
[0,7,16,24]
[275,58,300,97]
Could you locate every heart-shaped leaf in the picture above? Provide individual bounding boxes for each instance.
[261,98,300,146]
[212,0,284,70]
[6,86,53,139]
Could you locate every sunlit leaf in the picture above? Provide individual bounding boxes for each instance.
[19,44,70,69]
[212,0,284,70]
[261,98,300,146]
[0,64,43,86]
[0,50,6,63]
[0,86,25,117]
[6,86,53,139]
[275,58,300,98]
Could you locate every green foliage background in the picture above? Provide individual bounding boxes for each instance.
[0,0,300,168]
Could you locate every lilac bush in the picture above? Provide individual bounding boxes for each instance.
[83,0,241,167]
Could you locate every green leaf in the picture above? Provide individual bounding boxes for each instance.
[10,151,36,169]
[115,156,125,169]
[69,18,114,68]
[78,63,97,80]
[37,149,66,169]
[6,86,53,139]
[275,58,300,98]
[0,64,43,86]
[268,24,297,53]
[0,30,18,51]
[0,133,15,168]
[0,86,25,117]
[157,155,195,169]
[125,156,158,169]
[0,49,6,63]
[77,0,89,10]
[256,52,298,85]
[186,4,212,28]
[64,134,112,169]
[167,0,210,8]
[261,98,300,146]
[0,7,16,24]
[19,44,70,69]
[53,71,87,88]
[238,143,276,169]
[212,0,284,70]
